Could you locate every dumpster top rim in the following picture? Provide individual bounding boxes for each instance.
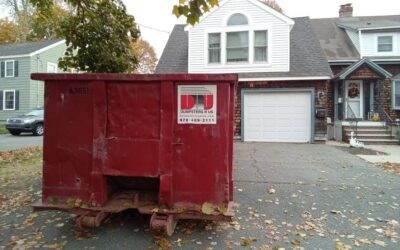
[31,73,238,82]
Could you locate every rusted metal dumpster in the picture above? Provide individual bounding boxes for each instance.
[31,73,237,235]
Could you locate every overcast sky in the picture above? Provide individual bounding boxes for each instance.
[1,0,399,58]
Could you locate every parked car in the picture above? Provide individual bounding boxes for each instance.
[5,109,44,136]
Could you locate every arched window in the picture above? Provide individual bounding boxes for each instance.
[227,13,248,26]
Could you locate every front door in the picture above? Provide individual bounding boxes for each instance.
[345,80,363,119]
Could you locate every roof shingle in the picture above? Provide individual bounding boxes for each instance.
[0,39,64,57]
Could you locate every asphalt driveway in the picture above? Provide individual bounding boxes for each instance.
[0,142,399,249]
[0,134,43,151]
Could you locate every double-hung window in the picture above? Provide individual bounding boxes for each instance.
[4,90,15,110]
[393,81,400,109]
[254,30,268,62]
[5,60,14,77]
[206,13,270,65]
[226,13,249,63]
[208,33,221,63]
[226,31,249,62]
[377,36,393,52]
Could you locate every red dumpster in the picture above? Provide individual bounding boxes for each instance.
[31,73,237,235]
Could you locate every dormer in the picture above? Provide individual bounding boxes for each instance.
[337,20,400,59]
[185,0,294,74]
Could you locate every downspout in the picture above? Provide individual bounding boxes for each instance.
[36,54,40,108]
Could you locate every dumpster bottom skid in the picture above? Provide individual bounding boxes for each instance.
[32,189,234,236]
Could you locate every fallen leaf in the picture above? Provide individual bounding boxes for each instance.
[335,241,351,250]
[201,202,215,215]
[291,239,301,246]
[373,240,386,247]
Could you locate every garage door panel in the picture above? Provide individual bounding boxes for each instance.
[244,92,312,143]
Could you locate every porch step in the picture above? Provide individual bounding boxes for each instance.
[344,129,391,135]
[357,139,399,145]
[343,125,398,145]
[345,134,393,140]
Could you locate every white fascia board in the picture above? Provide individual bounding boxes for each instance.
[248,0,294,27]
[360,26,400,31]
[329,59,400,64]
[239,76,332,81]
[0,54,30,59]
[184,0,294,31]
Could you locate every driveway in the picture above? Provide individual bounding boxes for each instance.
[0,134,43,151]
[0,142,399,249]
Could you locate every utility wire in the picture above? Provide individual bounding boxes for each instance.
[137,23,170,34]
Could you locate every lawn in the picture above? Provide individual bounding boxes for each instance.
[0,124,9,134]
[0,147,43,212]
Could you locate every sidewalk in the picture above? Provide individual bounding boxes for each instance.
[327,140,400,163]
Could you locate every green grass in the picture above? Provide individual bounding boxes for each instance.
[0,124,8,134]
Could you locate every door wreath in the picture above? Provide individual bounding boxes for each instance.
[348,83,360,98]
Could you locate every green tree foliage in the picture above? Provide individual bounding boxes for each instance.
[173,0,219,25]
[31,0,140,73]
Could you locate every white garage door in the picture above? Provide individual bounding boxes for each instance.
[243,91,312,142]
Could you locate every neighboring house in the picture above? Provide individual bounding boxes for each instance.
[311,4,400,143]
[0,39,66,121]
[156,0,400,144]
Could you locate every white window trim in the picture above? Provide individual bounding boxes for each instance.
[204,24,272,68]
[47,62,58,73]
[393,80,400,110]
[5,60,14,78]
[3,89,16,111]
[376,34,394,54]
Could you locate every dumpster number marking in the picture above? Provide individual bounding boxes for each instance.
[178,85,217,124]
[69,87,89,95]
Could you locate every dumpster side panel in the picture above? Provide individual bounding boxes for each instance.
[104,83,161,176]
[172,83,231,205]
[43,81,95,201]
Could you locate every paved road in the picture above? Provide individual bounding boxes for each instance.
[0,134,43,151]
[0,143,399,249]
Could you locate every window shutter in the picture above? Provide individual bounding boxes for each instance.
[14,61,19,77]
[0,90,3,110]
[15,90,20,110]
[0,62,4,78]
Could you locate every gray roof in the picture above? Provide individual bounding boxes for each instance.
[155,25,188,73]
[0,39,63,57]
[156,17,332,79]
[311,15,400,61]
[337,20,400,31]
